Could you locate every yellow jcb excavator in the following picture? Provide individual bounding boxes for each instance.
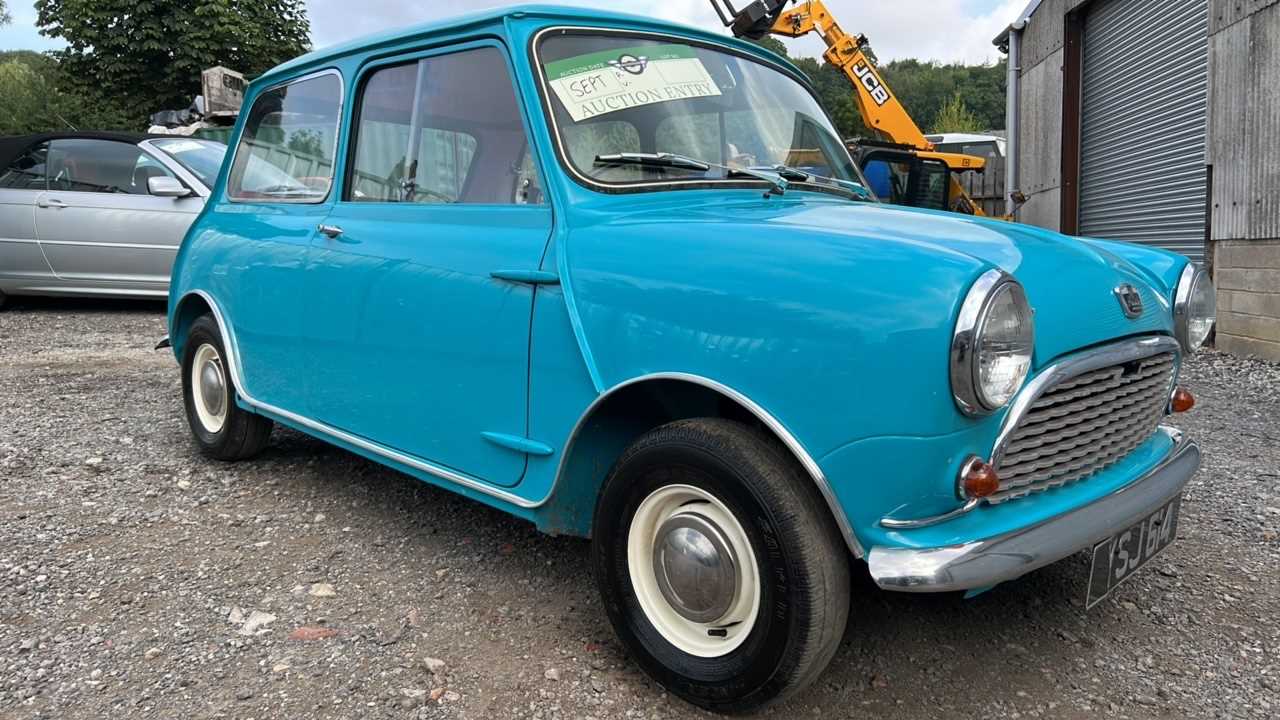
[711,0,1014,218]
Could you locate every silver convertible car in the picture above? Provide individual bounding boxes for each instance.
[0,132,229,307]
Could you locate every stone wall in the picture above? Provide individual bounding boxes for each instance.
[1216,240,1280,360]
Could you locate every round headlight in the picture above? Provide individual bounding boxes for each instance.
[1174,264,1216,354]
[951,270,1035,415]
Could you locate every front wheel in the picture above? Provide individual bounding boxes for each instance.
[180,314,273,460]
[593,418,850,712]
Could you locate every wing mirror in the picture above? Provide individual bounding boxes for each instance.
[148,176,192,198]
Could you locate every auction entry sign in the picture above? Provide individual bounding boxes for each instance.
[545,45,723,122]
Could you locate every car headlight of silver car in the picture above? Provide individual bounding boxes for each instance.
[951,269,1035,415]
[1174,264,1216,354]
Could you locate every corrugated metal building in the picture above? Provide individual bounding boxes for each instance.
[996,0,1280,361]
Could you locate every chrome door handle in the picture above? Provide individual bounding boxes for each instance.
[317,224,344,239]
[38,198,67,209]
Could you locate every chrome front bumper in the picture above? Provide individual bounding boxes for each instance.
[867,429,1200,593]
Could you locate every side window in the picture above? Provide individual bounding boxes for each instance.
[229,72,342,202]
[44,139,174,195]
[0,141,50,190]
[347,47,541,205]
[961,142,1000,161]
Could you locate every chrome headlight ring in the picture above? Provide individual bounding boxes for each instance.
[1173,263,1216,355]
[951,269,1035,416]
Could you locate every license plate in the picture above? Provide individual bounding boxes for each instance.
[1085,495,1182,609]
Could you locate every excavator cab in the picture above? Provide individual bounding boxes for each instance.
[852,142,952,212]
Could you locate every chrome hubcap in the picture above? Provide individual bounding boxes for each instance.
[200,360,225,416]
[652,513,738,623]
[627,484,760,657]
[190,344,228,434]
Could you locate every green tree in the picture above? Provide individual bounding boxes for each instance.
[930,92,983,133]
[0,52,133,134]
[1,1,11,26]
[34,0,311,127]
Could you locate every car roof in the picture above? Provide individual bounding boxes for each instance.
[0,131,172,172]
[924,133,1005,144]
[258,4,791,86]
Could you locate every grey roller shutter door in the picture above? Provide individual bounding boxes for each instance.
[1079,0,1209,262]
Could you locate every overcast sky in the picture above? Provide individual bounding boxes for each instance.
[1,0,1023,64]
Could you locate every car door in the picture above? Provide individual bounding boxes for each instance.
[305,43,552,487]
[0,140,57,291]
[218,70,346,414]
[34,138,201,292]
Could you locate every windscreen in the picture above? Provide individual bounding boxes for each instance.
[537,32,863,193]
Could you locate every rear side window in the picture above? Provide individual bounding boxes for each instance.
[0,141,50,190]
[228,71,342,203]
[347,47,541,205]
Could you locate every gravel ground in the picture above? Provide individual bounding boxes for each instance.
[1,297,1278,720]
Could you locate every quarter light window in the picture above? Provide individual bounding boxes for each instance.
[228,72,342,203]
[347,47,541,204]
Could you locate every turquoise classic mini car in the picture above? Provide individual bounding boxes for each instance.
[165,5,1216,711]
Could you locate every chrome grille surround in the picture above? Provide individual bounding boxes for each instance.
[988,336,1180,504]
[879,335,1183,530]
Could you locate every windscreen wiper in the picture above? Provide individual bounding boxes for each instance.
[725,166,788,196]
[753,164,875,202]
[594,152,711,171]
[756,164,811,181]
[595,152,788,197]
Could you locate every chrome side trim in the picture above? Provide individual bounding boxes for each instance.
[879,334,1181,529]
[550,371,866,558]
[184,292,861,556]
[881,498,980,530]
[868,426,1197,593]
[187,290,540,509]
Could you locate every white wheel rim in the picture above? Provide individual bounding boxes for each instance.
[191,343,228,434]
[627,484,761,657]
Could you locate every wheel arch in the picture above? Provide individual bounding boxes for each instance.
[545,373,864,558]
[170,291,214,360]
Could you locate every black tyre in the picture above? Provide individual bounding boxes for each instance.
[592,418,850,712]
[181,314,273,460]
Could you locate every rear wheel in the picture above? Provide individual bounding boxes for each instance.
[181,314,273,460]
[593,418,850,712]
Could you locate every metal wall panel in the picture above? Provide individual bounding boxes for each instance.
[1211,0,1280,34]
[1015,46,1065,231]
[1079,0,1210,262]
[1248,6,1280,241]
[1206,18,1250,241]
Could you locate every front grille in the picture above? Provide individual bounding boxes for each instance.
[990,351,1176,503]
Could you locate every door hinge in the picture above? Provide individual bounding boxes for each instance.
[481,432,554,456]
[490,269,560,285]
